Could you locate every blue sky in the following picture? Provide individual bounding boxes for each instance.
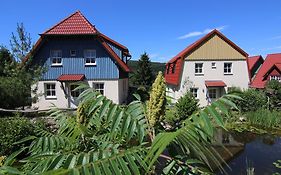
[1,0,281,62]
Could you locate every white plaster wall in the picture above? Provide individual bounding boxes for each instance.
[32,79,127,110]
[167,60,249,106]
[32,81,68,110]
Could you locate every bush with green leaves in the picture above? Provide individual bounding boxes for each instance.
[0,84,239,174]
[175,91,199,122]
[265,80,281,111]
[235,89,267,112]
[0,116,36,156]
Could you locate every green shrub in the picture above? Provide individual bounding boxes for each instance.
[0,116,36,156]
[265,80,281,111]
[236,89,267,112]
[175,91,199,122]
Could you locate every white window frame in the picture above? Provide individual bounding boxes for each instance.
[270,75,281,82]
[93,82,104,95]
[190,88,198,98]
[45,83,56,99]
[224,62,233,75]
[211,62,216,69]
[84,49,96,66]
[195,63,204,75]
[50,50,62,66]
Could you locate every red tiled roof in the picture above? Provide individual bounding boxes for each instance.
[42,11,97,35]
[251,53,281,88]
[205,80,226,87]
[165,29,248,86]
[247,55,264,73]
[57,74,85,81]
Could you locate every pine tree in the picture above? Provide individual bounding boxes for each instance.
[10,23,32,62]
[147,71,166,136]
[133,52,154,87]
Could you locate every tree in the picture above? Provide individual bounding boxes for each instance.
[0,84,240,174]
[265,80,281,111]
[10,23,32,62]
[146,72,166,137]
[133,53,154,88]
[0,46,13,76]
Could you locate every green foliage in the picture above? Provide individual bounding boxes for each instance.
[174,91,199,123]
[10,23,32,62]
[131,53,154,88]
[0,116,36,156]
[147,72,166,128]
[1,85,239,174]
[245,109,281,129]
[265,80,281,111]
[235,89,267,112]
[0,46,13,76]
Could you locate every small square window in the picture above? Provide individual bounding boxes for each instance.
[84,49,96,66]
[45,83,56,99]
[70,50,76,57]
[224,63,232,74]
[190,88,198,98]
[212,62,216,69]
[93,83,104,95]
[195,63,203,75]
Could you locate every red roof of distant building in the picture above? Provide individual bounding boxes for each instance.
[251,53,281,88]
[57,74,85,81]
[43,11,97,35]
[248,55,263,72]
[205,80,226,87]
[165,29,248,86]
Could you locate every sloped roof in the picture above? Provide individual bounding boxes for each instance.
[205,80,226,87]
[165,29,248,86]
[251,53,281,88]
[42,11,98,35]
[26,11,131,72]
[248,55,263,73]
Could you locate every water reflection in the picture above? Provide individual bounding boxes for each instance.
[214,129,281,175]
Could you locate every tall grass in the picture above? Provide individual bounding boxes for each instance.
[246,109,281,129]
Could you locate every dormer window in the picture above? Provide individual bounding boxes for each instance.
[50,50,62,66]
[84,49,96,66]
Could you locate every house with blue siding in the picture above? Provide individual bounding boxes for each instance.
[30,11,131,109]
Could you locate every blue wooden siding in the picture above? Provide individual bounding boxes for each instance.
[41,57,119,80]
[33,36,121,80]
[107,42,122,58]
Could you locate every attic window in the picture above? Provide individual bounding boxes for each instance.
[70,50,76,57]
[84,49,96,66]
[50,50,62,66]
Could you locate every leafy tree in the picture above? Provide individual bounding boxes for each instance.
[265,80,281,111]
[0,84,240,174]
[133,53,154,88]
[0,46,13,76]
[10,23,32,62]
[146,72,166,138]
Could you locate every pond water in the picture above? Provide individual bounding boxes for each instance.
[215,131,281,175]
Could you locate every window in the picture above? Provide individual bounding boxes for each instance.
[190,88,198,98]
[195,63,203,75]
[45,83,56,98]
[70,84,83,98]
[84,49,96,65]
[224,63,232,74]
[50,50,62,66]
[172,63,176,74]
[93,83,104,95]
[212,62,216,69]
[70,50,76,57]
[270,76,281,82]
[208,89,217,99]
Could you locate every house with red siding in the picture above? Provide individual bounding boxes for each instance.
[250,53,281,88]
[247,55,264,80]
[165,30,249,106]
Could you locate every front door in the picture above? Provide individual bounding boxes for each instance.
[67,83,82,108]
[208,88,218,103]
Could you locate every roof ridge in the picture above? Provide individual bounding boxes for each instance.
[76,11,98,33]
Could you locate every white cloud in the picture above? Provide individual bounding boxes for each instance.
[270,35,281,40]
[177,25,227,40]
[149,53,159,58]
[263,45,281,51]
